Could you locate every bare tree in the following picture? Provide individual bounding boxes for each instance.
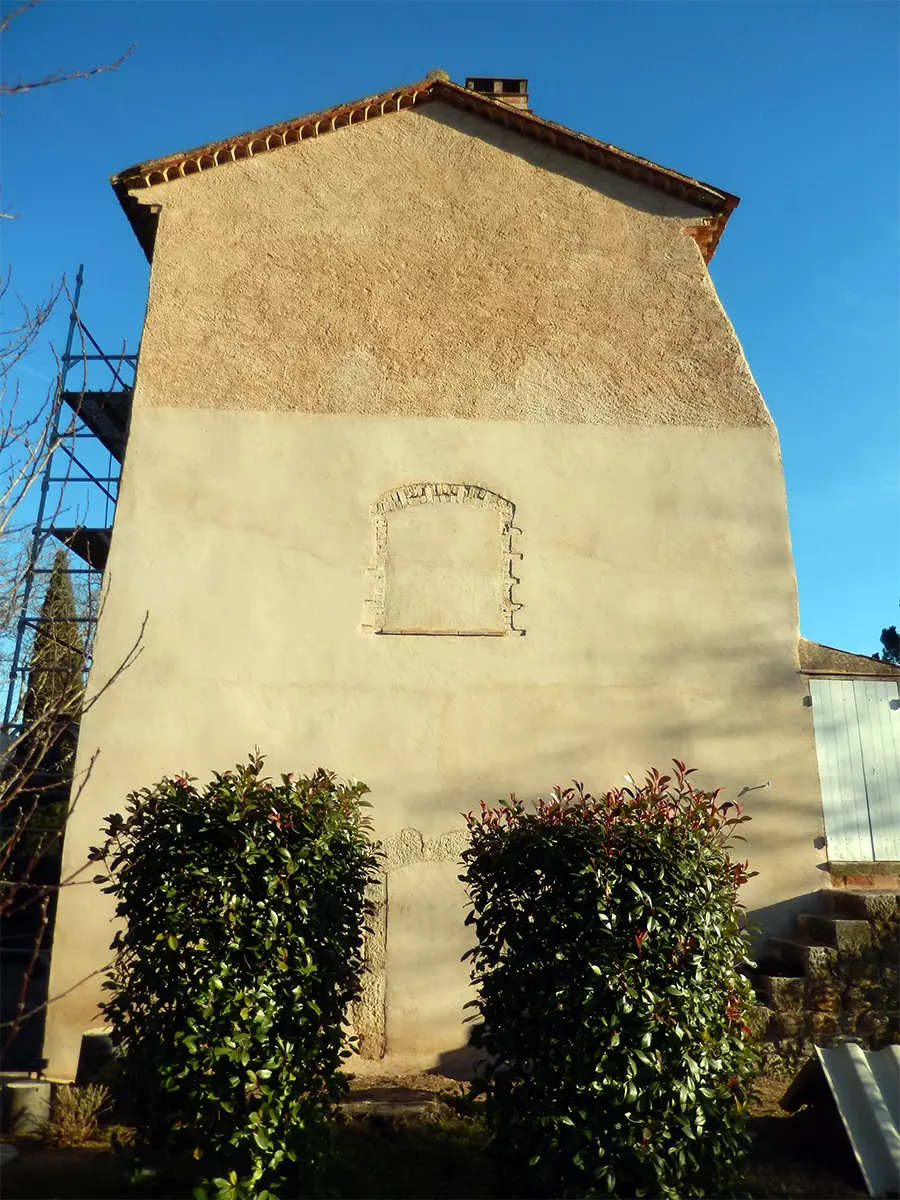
[0,4,140,1065]
[0,280,148,1063]
[0,324,146,1065]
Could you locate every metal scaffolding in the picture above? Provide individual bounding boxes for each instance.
[1,267,136,736]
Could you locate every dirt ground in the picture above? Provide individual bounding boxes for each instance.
[1,1071,868,1200]
[743,1074,866,1200]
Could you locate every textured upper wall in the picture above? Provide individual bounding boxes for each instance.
[130,102,770,427]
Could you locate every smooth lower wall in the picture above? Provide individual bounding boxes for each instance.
[43,410,824,1077]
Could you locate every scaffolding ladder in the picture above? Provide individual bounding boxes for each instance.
[1,266,137,736]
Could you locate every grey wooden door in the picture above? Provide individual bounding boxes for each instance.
[809,678,900,861]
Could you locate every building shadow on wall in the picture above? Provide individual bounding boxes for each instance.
[746,892,829,949]
[430,1043,481,1081]
[316,493,825,1072]
[397,498,826,913]
[421,104,705,220]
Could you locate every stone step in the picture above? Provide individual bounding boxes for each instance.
[765,1008,845,1043]
[753,1006,898,1049]
[769,935,838,979]
[821,888,900,922]
[760,975,841,1013]
[795,912,872,952]
[762,975,806,1012]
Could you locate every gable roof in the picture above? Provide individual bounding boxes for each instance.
[799,637,900,678]
[111,74,739,264]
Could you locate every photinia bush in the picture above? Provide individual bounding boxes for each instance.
[95,753,377,1200]
[460,762,760,1199]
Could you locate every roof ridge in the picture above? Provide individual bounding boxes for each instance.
[111,74,739,264]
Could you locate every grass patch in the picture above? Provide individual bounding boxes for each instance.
[333,1109,498,1199]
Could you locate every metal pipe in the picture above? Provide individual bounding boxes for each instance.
[74,321,133,392]
[51,443,117,506]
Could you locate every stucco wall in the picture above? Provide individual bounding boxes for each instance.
[43,104,823,1078]
[131,102,766,427]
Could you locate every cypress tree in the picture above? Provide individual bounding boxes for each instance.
[11,549,86,856]
[22,549,86,734]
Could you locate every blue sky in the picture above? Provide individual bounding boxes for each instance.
[2,0,898,656]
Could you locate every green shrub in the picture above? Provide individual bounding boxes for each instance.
[95,753,377,1200]
[460,762,760,1199]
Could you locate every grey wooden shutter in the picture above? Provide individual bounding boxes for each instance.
[809,678,900,862]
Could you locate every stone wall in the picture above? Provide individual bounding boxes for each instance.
[750,887,900,1065]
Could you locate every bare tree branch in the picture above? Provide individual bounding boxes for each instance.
[0,964,112,1033]
[0,2,135,97]
[2,891,48,1052]
[0,1,40,38]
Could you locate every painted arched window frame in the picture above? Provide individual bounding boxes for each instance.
[362,483,525,636]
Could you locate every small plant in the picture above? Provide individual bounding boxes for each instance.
[461,762,761,1199]
[46,1083,110,1146]
[96,753,378,1200]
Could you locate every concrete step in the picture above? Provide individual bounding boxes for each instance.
[341,1087,444,1119]
[822,888,900,923]
[795,912,872,952]
[769,935,838,980]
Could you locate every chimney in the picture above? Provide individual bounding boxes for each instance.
[465,77,529,111]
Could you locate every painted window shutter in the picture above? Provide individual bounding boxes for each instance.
[809,678,900,862]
